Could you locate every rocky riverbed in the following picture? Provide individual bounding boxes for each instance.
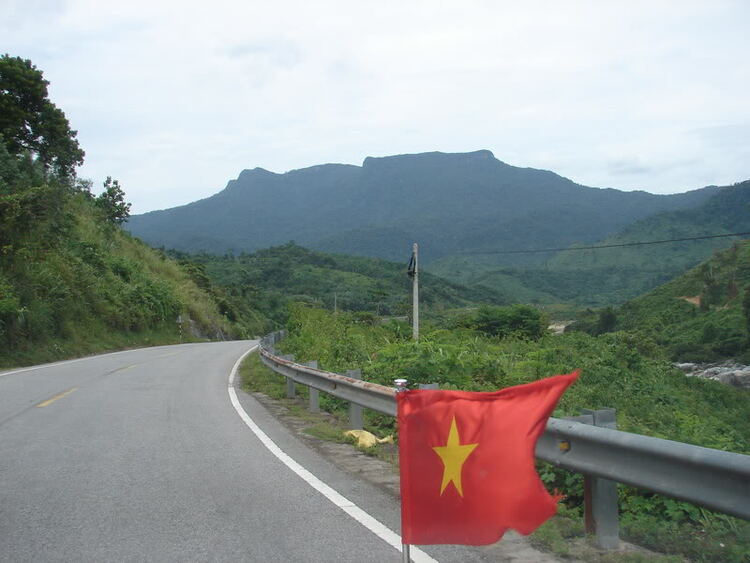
[675,362,750,389]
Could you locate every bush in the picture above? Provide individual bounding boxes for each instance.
[466,304,547,340]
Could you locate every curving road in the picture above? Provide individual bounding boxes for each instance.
[0,341,489,562]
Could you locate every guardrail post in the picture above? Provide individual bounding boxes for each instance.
[346,370,363,429]
[581,408,619,550]
[304,361,320,412]
[281,355,296,398]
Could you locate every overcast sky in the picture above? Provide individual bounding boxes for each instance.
[4,1,749,213]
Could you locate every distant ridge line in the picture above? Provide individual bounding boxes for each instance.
[467,231,750,256]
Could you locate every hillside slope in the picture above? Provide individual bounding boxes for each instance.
[172,242,510,325]
[0,183,264,368]
[126,150,716,263]
[590,240,750,362]
[543,180,750,302]
[430,181,750,306]
[0,55,268,368]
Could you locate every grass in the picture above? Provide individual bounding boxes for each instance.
[530,506,683,562]
[0,323,198,370]
[239,352,292,399]
[304,422,352,443]
[1,190,241,370]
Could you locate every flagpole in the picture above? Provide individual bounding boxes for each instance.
[394,378,411,563]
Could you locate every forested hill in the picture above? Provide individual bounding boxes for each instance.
[0,55,265,368]
[170,242,510,325]
[429,180,750,307]
[126,150,716,262]
[591,239,750,363]
[0,166,262,368]
[543,180,750,299]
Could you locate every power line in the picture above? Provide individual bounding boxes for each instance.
[466,231,750,256]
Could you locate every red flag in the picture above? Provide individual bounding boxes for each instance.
[397,371,579,546]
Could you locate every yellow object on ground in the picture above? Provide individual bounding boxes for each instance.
[344,429,394,448]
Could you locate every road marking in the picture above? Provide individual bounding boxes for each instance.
[37,387,78,408]
[155,352,180,359]
[227,346,437,563]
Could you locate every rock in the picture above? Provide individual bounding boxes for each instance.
[675,362,750,389]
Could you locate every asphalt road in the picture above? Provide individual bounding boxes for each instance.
[0,341,489,563]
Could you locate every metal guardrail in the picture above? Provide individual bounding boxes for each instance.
[538,418,750,520]
[259,331,750,525]
[260,339,396,417]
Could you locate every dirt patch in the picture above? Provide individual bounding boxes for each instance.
[548,321,574,335]
[679,295,701,306]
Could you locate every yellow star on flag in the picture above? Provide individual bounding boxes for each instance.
[432,416,479,497]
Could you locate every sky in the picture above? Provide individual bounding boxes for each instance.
[3,0,749,214]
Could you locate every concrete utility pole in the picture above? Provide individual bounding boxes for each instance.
[412,242,419,341]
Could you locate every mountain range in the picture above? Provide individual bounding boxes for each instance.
[430,180,750,305]
[126,150,749,305]
[126,150,720,262]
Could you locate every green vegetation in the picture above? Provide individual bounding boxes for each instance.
[277,304,750,562]
[0,176,246,368]
[571,241,750,362]
[0,56,259,368]
[0,54,84,177]
[169,242,508,327]
[96,176,131,224]
[460,304,547,339]
[429,182,750,307]
[531,505,683,562]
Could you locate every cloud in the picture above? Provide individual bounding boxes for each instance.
[691,123,750,149]
[607,159,655,176]
[3,0,749,211]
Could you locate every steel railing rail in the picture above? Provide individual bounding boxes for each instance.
[537,418,750,520]
[259,348,397,416]
[258,332,750,521]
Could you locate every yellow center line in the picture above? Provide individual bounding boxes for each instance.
[37,387,78,408]
[155,352,179,359]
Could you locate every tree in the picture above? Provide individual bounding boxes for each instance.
[96,176,131,224]
[596,307,618,335]
[0,54,84,177]
[470,304,547,340]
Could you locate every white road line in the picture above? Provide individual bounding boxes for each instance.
[227,346,437,563]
